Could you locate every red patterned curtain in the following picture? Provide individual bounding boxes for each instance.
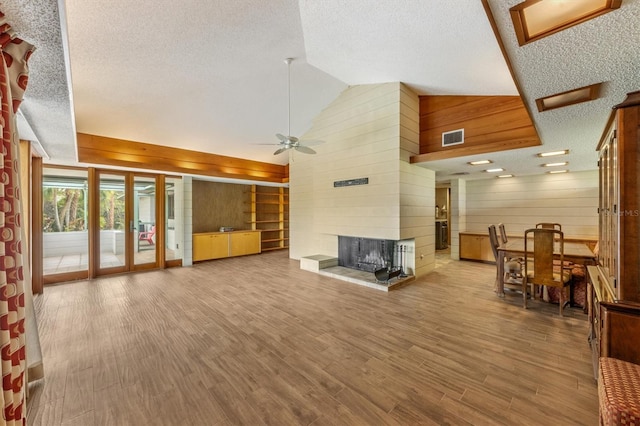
[0,12,35,426]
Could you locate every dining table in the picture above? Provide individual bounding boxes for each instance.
[496,239,596,297]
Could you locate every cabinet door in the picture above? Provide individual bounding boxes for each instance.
[193,233,229,261]
[600,302,640,365]
[460,234,482,260]
[193,234,212,261]
[230,232,260,256]
[210,234,230,259]
[478,236,495,262]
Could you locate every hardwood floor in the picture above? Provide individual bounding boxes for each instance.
[27,251,597,425]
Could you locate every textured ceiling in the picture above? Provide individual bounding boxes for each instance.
[3,0,640,181]
[425,0,640,181]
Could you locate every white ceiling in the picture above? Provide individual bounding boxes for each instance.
[3,0,640,181]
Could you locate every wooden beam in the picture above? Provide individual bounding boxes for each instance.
[77,133,288,183]
[411,137,541,163]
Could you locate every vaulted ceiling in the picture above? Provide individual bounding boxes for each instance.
[3,0,640,181]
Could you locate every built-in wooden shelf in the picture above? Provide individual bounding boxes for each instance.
[262,246,288,252]
[262,237,289,243]
[248,185,289,252]
[248,220,288,224]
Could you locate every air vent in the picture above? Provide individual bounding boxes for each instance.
[442,129,464,147]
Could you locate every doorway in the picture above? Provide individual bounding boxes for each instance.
[96,171,159,275]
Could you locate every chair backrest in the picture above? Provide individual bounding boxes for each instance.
[498,223,508,244]
[535,222,562,231]
[488,225,500,261]
[524,228,564,286]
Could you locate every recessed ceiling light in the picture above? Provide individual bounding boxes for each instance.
[537,150,569,157]
[468,160,492,165]
[543,162,568,167]
[510,0,621,46]
[485,168,505,173]
[497,174,514,178]
[548,170,569,174]
[535,83,602,112]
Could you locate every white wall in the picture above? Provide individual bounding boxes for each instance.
[182,176,193,266]
[290,82,435,277]
[399,83,435,276]
[462,170,598,239]
[450,179,466,260]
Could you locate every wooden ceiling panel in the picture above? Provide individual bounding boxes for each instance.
[77,133,288,183]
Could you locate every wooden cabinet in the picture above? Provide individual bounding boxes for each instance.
[230,231,261,257]
[600,301,640,364]
[587,90,640,378]
[588,266,640,378]
[192,230,261,261]
[193,233,230,261]
[597,90,640,302]
[459,232,494,262]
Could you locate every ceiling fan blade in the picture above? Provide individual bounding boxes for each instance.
[276,133,288,142]
[273,146,290,155]
[299,139,324,147]
[295,145,316,154]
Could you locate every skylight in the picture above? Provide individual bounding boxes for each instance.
[510,0,621,46]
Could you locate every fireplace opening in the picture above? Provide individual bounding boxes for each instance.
[338,236,397,273]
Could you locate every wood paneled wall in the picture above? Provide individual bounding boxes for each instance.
[462,170,598,239]
[411,95,541,162]
[191,180,250,233]
[77,133,288,183]
[290,82,435,277]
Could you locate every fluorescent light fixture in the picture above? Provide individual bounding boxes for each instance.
[536,83,602,112]
[543,162,568,167]
[485,168,505,173]
[497,174,514,178]
[468,160,492,165]
[538,150,569,157]
[548,170,568,174]
[510,0,621,46]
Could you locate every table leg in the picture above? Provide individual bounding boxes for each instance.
[497,251,505,297]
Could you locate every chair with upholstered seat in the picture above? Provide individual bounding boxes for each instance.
[522,228,572,316]
[489,225,522,293]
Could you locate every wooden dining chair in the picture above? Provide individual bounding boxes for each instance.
[498,223,508,245]
[535,222,562,231]
[522,228,572,316]
[489,225,522,292]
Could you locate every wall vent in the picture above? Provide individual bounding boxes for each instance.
[442,129,464,147]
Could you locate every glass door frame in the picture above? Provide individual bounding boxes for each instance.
[92,169,164,276]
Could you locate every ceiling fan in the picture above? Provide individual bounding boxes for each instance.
[266,58,324,155]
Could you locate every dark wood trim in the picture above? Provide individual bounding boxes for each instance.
[509,0,622,46]
[535,83,603,112]
[88,168,98,279]
[481,0,540,132]
[44,270,89,285]
[31,157,43,294]
[77,133,288,183]
[165,259,182,268]
[157,174,166,268]
[597,109,617,151]
[411,137,540,163]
